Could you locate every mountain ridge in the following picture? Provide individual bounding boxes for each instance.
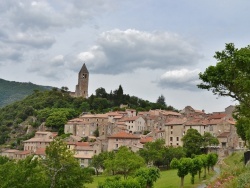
[0,78,52,108]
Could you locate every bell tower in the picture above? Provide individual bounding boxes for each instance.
[75,63,89,98]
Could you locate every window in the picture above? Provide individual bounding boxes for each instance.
[171,126,173,129]
[177,143,179,146]
[170,137,173,141]
[171,131,173,134]
[116,138,118,141]
[176,137,179,141]
[116,144,118,148]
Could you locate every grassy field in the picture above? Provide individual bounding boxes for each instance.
[85,169,215,188]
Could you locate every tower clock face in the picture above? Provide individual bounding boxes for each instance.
[82,74,86,79]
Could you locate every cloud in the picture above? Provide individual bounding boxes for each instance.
[157,69,200,90]
[74,29,203,74]
[0,45,22,62]
[10,32,56,49]
[2,1,116,31]
[27,54,66,79]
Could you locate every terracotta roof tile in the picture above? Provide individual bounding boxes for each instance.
[75,142,90,147]
[35,148,46,155]
[165,118,187,125]
[217,132,230,138]
[108,131,140,139]
[208,113,227,120]
[140,137,153,144]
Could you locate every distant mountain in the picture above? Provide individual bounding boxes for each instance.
[0,78,52,107]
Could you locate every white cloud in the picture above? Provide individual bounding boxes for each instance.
[73,29,203,74]
[158,69,200,90]
[28,54,66,79]
[0,45,22,62]
[11,32,56,49]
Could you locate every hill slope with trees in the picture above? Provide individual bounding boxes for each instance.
[0,78,52,108]
[0,84,177,148]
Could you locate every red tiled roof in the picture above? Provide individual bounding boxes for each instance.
[165,118,187,125]
[227,120,236,125]
[217,132,230,138]
[68,118,84,122]
[185,118,206,126]
[35,148,46,155]
[108,131,140,139]
[161,111,181,116]
[207,119,223,125]
[75,142,90,147]
[16,150,31,155]
[208,113,227,120]
[123,116,140,121]
[140,137,153,144]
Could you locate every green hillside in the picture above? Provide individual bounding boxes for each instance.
[0,78,52,107]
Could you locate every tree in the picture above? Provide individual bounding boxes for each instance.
[93,127,100,137]
[44,138,93,188]
[95,87,108,98]
[199,154,208,178]
[182,129,203,157]
[207,153,218,172]
[189,157,203,184]
[202,132,219,153]
[91,151,111,176]
[104,146,145,179]
[0,156,48,188]
[197,43,250,146]
[170,157,192,188]
[198,43,250,107]
[135,167,160,188]
[165,146,186,169]
[156,95,166,107]
[138,139,166,166]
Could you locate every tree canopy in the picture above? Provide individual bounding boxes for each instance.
[182,129,203,157]
[197,43,250,147]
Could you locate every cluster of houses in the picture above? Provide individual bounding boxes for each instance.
[1,105,244,167]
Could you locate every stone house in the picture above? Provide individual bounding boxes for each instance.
[184,118,208,135]
[23,131,56,152]
[1,149,20,159]
[121,116,146,134]
[64,114,109,137]
[107,131,142,152]
[165,118,187,146]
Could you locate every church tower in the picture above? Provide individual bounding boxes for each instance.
[75,63,89,98]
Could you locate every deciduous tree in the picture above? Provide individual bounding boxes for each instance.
[105,146,145,179]
[44,138,93,188]
[197,43,250,146]
[170,157,192,188]
[182,129,203,157]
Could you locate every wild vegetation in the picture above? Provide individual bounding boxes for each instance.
[0,84,176,147]
[0,138,93,188]
[0,78,51,107]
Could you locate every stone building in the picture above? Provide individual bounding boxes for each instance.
[74,63,89,98]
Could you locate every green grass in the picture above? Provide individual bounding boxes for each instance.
[85,169,215,188]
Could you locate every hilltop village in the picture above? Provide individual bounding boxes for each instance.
[0,64,244,167]
[1,103,242,167]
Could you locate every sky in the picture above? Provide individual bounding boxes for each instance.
[0,0,248,113]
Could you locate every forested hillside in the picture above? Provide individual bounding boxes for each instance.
[0,85,177,148]
[0,78,52,107]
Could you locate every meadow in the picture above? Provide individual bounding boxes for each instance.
[86,169,215,188]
